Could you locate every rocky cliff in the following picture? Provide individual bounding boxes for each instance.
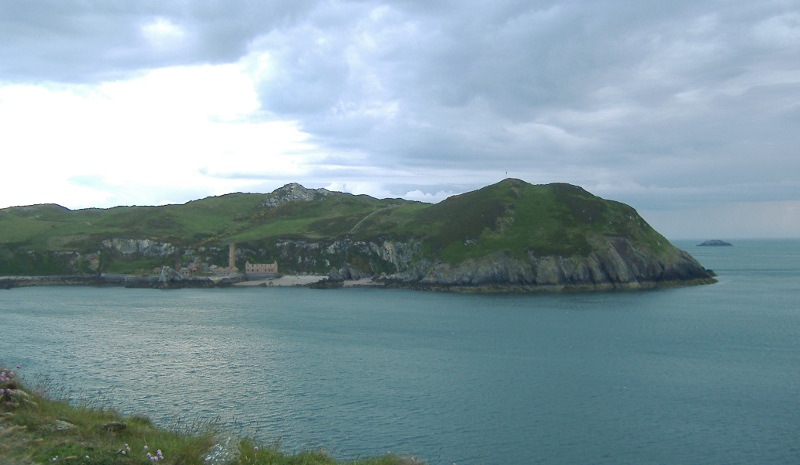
[272,237,713,291]
[388,237,713,290]
[260,183,332,208]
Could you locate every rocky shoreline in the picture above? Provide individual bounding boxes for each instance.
[1,275,116,289]
[1,237,717,292]
[0,274,211,290]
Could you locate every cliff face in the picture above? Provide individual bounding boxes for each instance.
[1,237,713,291]
[101,238,177,257]
[255,235,713,290]
[393,237,712,290]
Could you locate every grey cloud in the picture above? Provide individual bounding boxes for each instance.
[251,1,713,149]
[0,0,320,82]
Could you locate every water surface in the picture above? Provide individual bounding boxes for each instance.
[2,239,799,464]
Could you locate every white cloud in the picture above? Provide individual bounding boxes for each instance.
[141,17,189,52]
[0,63,320,208]
[403,189,454,203]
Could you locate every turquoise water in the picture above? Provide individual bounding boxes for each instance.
[1,239,799,464]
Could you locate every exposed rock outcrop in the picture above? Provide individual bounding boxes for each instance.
[260,183,332,208]
[102,238,176,257]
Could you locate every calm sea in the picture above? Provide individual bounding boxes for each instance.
[1,239,799,464]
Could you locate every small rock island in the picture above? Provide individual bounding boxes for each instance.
[698,240,733,247]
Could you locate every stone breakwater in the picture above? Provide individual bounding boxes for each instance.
[0,274,370,291]
[0,273,225,290]
[0,275,117,289]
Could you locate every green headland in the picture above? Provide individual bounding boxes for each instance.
[0,179,715,290]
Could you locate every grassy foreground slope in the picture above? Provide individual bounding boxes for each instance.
[0,367,420,465]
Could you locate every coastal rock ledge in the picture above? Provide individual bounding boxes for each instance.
[355,237,714,291]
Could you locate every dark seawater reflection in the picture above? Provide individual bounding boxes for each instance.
[1,239,799,464]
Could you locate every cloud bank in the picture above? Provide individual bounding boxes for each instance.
[1,0,798,238]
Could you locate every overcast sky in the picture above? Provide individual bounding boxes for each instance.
[1,1,798,239]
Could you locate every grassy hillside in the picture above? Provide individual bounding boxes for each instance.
[234,194,413,242]
[413,180,671,262]
[0,193,415,250]
[322,179,671,264]
[0,179,677,275]
[0,194,266,250]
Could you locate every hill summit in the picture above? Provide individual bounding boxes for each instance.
[0,179,715,291]
[260,183,333,208]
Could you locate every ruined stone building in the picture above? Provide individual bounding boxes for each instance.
[245,261,279,276]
